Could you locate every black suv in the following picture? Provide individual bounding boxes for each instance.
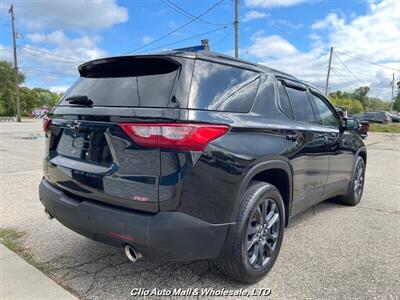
[39,51,366,283]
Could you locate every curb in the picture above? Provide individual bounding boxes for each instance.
[0,244,78,300]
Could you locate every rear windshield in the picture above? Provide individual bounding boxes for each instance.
[60,57,180,108]
[59,56,260,112]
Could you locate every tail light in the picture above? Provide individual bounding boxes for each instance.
[119,123,229,151]
[43,116,52,133]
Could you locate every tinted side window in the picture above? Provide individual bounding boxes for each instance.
[188,60,259,112]
[310,92,340,127]
[277,81,294,119]
[285,86,316,123]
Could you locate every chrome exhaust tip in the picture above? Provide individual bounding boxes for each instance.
[45,209,53,220]
[124,244,142,262]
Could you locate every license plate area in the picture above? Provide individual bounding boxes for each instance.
[56,127,112,167]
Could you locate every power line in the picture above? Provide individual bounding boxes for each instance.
[334,52,365,85]
[144,26,227,53]
[19,63,78,69]
[331,67,355,87]
[160,0,228,26]
[268,21,304,44]
[21,48,78,64]
[21,68,78,77]
[121,0,225,55]
[335,50,400,72]
[329,69,368,81]
[334,52,396,102]
[20,46,84,63]
[331,67,359,92]
[213,24,234,47]
[21,48,82,64]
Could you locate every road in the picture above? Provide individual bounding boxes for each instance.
[1,119,399,299]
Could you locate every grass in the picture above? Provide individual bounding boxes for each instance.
[0,227,51,274]
[369,122,400,133]
[0,227,25,252]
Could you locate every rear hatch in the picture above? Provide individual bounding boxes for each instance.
[44,55,193,212]
[44,53,260,213]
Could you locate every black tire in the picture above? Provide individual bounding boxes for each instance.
[217,181,285,283]
[339,156,366,206]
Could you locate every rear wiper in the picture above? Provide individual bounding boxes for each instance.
[65,95,93,106]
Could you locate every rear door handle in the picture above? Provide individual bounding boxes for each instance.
[285,134,298,141]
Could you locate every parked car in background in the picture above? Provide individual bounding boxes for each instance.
[39,51,367,283]
[356,120,369,139]
[336,108,368,139]
[388,113,400,122]
[354,111,392,123]
[31,106,49,119]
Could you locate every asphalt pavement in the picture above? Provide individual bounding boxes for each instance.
[0,119,399,299]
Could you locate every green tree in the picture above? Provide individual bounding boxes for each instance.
[353,86,370,109]
[330,95,363,114]
[330,85,392,114]
[1,60,63,115]
[368,97,390,111]
[0,60,25,116]
[20,87,39,113]
[19,87,62,114]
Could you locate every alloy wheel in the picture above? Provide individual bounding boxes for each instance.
[246,198,280,268]
[354,160,364,199]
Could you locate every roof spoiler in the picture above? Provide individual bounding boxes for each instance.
[78,56,181,78]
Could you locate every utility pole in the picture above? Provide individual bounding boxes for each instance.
[234,0,239,59]
[390,73,394,112]
[9,4,21,122]
[324,46,333,96]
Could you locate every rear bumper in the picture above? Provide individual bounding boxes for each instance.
[39,178,231,261]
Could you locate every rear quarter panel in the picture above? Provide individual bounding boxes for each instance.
[159,110,290,224]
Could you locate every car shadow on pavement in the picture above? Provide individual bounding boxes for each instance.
[287,199,346,228]
[40,200,345,298]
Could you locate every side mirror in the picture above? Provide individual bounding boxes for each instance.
[345,118,360,131]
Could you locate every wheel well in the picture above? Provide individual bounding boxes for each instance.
[359,151,367,165]
[251,168,291,227]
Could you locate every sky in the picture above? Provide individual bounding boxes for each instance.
[0,0,399,100]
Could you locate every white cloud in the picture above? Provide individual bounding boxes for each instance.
[242,11,269,22]
[247,35,297,59]
[311,13,343,30]
[16,30,107,89]
[274,19,303,30]
[244,0,400,99]
[312,0,400,63]
[25,30,106,62]
[141,36,154,44]
[245,0,308,9]
[0,1,127,92]
[14,0,128,31]
[49,85,69,94]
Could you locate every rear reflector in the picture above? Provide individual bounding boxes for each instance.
[43,116,52,133]
[107,231,134,242]
[119,123,229,151]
